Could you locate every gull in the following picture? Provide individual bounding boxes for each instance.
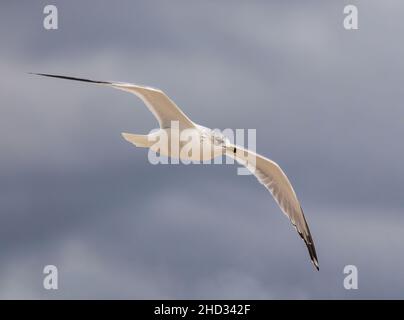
[31,73,319,270]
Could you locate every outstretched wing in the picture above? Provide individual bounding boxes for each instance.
[30,73,195,129]
[226,145,319,270]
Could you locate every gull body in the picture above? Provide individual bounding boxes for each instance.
[124,124,226,162]
[32,73,319,270]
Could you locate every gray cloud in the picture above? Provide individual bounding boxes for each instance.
[0,0,403,299]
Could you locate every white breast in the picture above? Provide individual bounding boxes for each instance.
[148,128,223,162]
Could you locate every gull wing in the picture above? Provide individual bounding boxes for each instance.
[226,145,319,270]
[30,73,195,129]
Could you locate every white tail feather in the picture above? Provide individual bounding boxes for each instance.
[121,133,151,148]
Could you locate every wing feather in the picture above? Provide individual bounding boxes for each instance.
[30,73,195,129]
[110,82,195,129]
[227,145,319,270]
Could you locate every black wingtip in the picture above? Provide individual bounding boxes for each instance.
[310,251,319,271]
[296,206,319,271]
[307,241,320,271]
[29,72,111,85]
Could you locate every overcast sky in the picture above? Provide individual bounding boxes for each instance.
[0,0,403,299]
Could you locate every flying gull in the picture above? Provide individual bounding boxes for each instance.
[31,73,319,270]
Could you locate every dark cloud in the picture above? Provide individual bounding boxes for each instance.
[0,1,403,298]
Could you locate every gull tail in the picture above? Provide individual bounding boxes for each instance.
[121,133,151,148]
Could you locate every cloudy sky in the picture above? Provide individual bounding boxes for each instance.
[1,0,403,299]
